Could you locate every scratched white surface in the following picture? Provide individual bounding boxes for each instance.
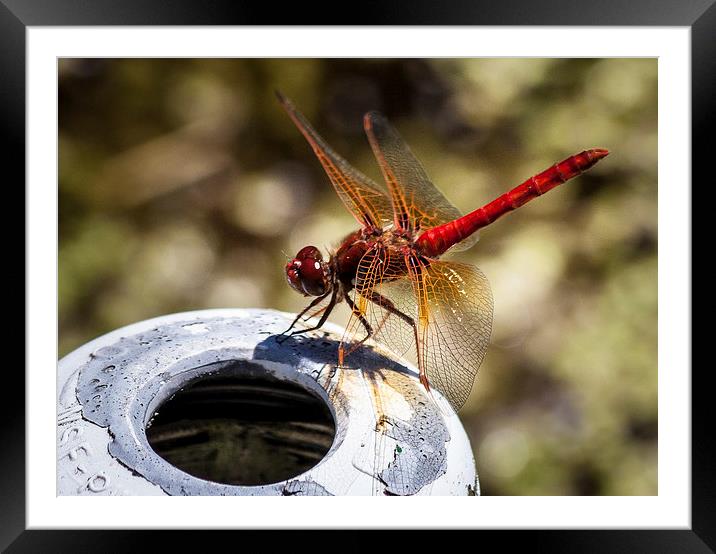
[57,309,478,496]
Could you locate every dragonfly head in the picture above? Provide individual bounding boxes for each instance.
[285,245,331,297]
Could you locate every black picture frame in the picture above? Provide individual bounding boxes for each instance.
[8,1,708,551]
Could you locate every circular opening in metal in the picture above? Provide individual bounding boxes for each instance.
[145,361,336,486]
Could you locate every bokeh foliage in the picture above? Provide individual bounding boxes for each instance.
[59,58,657,495]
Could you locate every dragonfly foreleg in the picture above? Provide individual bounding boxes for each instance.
[277,289,335,342]
[303,304,329,322]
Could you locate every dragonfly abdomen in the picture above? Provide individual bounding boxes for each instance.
[416,149,609,257]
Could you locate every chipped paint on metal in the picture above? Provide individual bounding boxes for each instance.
[355,367,451,496]
[58,309,477,496]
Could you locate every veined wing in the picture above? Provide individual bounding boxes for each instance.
[363,112,479,252]
[339,241,413,371]
[411,259,493,410]
[277,92,393,230]
[350,248,493,412]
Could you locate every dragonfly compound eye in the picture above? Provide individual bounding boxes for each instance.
[285,245,330,297]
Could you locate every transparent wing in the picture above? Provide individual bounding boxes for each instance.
[363,112,479,252]
[340,241,413,367]
[277,93,393,229]
[414,259,493,410]
[348,249,493,412]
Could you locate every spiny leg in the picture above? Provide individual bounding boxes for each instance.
[365,289,429,393]
[278,292,327,339]
[341,292,395,363]
[287,287,338,337]
[277,289,333,342]
[303,303,329,322]
[339,291,374,366]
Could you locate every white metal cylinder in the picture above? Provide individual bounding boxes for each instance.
[57,309,479,496]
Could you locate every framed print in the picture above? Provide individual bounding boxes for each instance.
[8,0,708,551]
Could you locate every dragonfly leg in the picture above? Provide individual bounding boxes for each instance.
[277,289,334,342]
[344,292,374,336]
[365,290,429,393]
[340,292,375,365]
[303,304,329,322]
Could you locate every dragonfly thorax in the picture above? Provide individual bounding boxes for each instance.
[285,245,332,297]
[382,228,413,250]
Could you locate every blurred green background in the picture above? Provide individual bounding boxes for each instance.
[59,58,657,496]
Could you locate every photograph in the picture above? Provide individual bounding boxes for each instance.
[57,57,657,497]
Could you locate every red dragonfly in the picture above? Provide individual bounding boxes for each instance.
[278,92,608,411]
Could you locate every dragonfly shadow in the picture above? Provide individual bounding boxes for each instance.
[253,332,415,382]
[253,331,453,496]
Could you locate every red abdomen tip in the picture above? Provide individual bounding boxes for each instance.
[579,148,609,171]
[589,148,610,161]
